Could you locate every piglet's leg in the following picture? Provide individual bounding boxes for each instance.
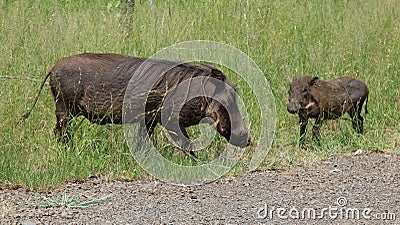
[299,116,308,144]
[312,117,323,142]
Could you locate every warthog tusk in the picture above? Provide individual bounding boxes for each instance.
[305,102,315,109]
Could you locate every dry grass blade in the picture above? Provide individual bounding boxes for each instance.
[27,192,114,209]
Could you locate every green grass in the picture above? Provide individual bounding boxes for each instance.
[1,0,399,190]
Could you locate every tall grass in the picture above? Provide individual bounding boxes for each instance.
[1,0,399,190]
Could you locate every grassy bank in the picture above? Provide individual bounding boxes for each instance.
[1,0,399,190]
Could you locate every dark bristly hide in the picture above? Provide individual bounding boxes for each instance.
[22,53,251,155]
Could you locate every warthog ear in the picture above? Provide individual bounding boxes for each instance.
[309,77,319,86]
[205,64,226,82]
[291,76,297,82]
[212,69,226,82]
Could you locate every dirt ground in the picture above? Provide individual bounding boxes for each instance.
[1,152,399,225]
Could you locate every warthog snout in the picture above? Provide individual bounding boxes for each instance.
[286,100,299,114]
[230,131,251,147]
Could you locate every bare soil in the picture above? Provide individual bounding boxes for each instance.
[1,152,399,224]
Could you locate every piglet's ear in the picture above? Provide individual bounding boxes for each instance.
[309,77,319,86]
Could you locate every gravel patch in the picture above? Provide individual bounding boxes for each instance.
[1,152,399,224]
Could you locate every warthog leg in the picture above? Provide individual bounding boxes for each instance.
[299,116,308,144]
[348,105,364,133]
[54,102,72,144]
[312,116,323,142]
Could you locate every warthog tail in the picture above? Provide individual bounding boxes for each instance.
[20,71,51,122]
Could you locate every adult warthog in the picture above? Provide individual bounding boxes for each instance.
[22,53,250,155]
[287,76,368,144]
